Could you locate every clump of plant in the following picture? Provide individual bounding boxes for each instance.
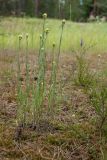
[48,20,66,118]
[24,33,30,124]
[16,34,24,126]
[16,33,30,128]
[74,39,94,89]
[89,78,107,134]
[16,14,66,133]
[32,13,49,128]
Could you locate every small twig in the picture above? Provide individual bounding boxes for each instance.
[14,141,28,160]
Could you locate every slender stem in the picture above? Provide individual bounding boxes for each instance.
[17,37,22,125]
[57,24,64,66]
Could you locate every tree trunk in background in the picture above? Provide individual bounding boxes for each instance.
[93,0,97,16]
[35,0,39,16]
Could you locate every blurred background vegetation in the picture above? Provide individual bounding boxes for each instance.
[0,0,107,22]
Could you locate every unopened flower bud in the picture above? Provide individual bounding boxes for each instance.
[19,34,22,40]
[43,13,47,19]
[62,19,66,26]
[45,28,49,34]
[40,34,42,39]
[98,54,101,58]
[41,47,44,52]
[26,33,29,39]
[53,42,56,47]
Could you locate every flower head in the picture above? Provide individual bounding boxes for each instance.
[19,34,23,40]
[53,61,56,65]
[53,42,56,47]
[45,28,49,34]
[98,54,101,58]
[26,33,29,39]
[62,19,66,26]
[43,13,47,19]
[40,34,42,39]
[72,114,75,118]
[41,47,44,52]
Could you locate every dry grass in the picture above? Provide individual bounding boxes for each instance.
[0,51,107,159]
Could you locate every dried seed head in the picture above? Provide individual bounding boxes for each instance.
[43,13,47,19]
[62,19,66,26]
[19,34,22,40]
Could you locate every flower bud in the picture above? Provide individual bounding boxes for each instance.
[41,47,44,52]
[19,34,22,40]
[53,42,56,47]
[26,33,29,39]
[98,54,101,58]
[45,28,49,34]
[62,19,66,26]
[43,13,47,19]
[40,34,42,39]
[53,61,56,65]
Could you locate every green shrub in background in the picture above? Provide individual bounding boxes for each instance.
[25,0,35,17]
[1,0,107,21]
[65,0,93,21]
[37,0,58,18]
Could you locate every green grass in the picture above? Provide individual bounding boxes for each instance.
[0,17,107,54]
